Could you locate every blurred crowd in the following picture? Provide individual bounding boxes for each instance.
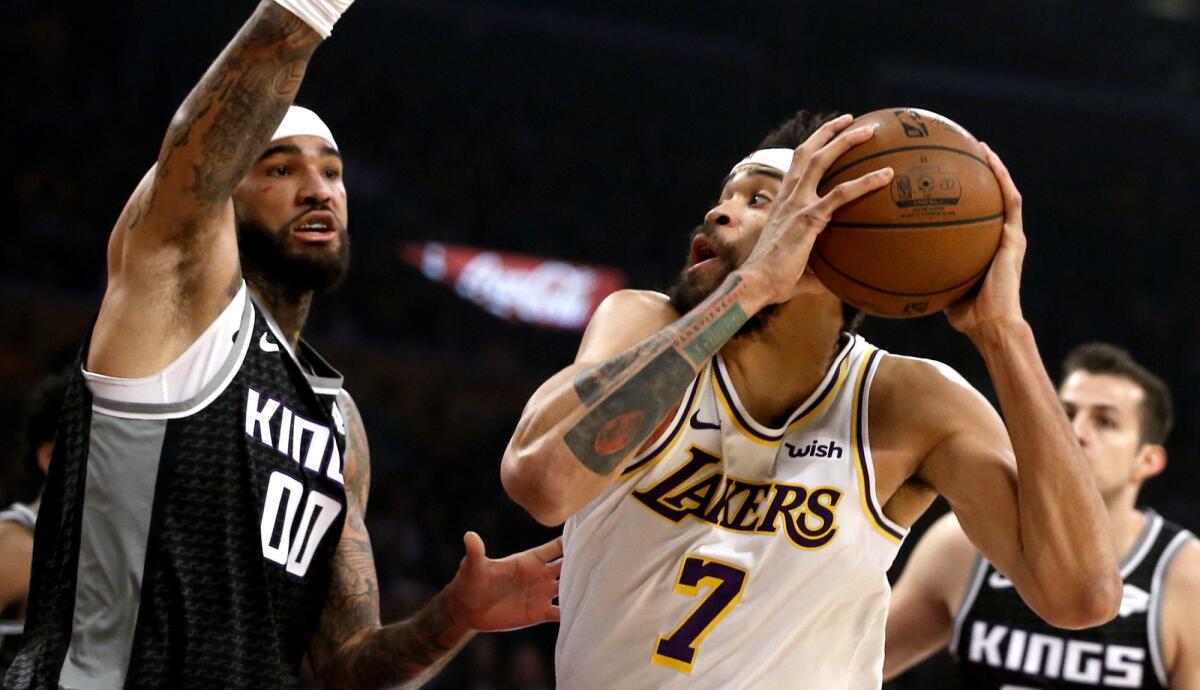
[4,1,1197,686]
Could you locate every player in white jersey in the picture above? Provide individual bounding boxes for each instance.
[502,111,1123,688]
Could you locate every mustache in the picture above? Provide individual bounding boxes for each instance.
[688,222,736,263]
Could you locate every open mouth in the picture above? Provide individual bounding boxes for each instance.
[689,234,722,269]
[292,211,338,243]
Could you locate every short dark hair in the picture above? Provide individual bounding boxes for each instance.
[18,369,71,480]
[756,110,864,334]
[1061,343,1173,445]
[756,110,842,150]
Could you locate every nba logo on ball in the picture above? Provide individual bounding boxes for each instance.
[813,108,1003,318]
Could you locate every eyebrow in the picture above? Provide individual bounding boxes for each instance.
[719,167,785,192]
[1064,401,1122,415]
[256,144,343,162]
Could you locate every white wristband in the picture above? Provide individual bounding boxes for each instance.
[272,0,354,39]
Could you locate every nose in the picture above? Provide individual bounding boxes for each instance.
[296,166,335,207]
[1069,413,1090,448]
[704,200,736,228]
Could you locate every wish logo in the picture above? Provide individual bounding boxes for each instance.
[784,439,845,460]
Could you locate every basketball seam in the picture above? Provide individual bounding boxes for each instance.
[819,144,989,188]
[826,211,1004,230]
[812,250,992,297]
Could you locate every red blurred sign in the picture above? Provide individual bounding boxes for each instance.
[400,242,626,332]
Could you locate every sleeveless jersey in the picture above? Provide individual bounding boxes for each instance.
[951,510,1195,689]
[5,291,349,690]
[0,504,37,676]
[556,334,910,689]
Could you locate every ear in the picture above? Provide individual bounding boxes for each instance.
[36,441,54,475]
[1134,444,1167,482]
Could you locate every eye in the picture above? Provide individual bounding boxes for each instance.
[267,165,289,177]
[751,192,772,206]
[1096,416,1117,429]
[323,167,341,179]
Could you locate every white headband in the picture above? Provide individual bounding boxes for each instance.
[270,105,338,151]
[729,148,793,177]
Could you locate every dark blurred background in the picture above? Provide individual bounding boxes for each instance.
[3,0,1197,687]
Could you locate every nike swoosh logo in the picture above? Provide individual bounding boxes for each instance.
[987,570,1015,589]
[259,332,280,353]
[689,410,720,430]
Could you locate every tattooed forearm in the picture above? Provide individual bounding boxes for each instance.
[348,594,472,690]
[564,274,752,474]
[149,1,321,222]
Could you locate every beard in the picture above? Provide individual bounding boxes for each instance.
[666,223,781,340]
[236,212,350,294]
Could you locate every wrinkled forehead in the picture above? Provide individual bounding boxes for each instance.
[257,134,342,162]
[719,147,793,194]
[1060,370,1146,415]
[718,167,784,197]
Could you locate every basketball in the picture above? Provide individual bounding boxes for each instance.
[813,108,1003,318]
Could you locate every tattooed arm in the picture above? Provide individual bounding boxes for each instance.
[501,115,893,526]
[90,1,324,378]
[310,393,562,690]
[501,282,765,526]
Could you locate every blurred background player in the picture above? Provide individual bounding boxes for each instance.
[885,342,1200,689]
[0,372,68,676]
[501,110,1122,688]
[4,1,560,688]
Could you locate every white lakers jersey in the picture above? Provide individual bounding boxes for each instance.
[557,334,908,689]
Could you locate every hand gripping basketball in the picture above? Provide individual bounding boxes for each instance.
[739,114,895,306]
[944,143,1027,338]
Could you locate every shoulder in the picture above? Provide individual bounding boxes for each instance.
[871,353,1006,449]
[590,289,676,324]
[0,519,33,561]
[873,353,984,403]
[577,289,679,364]
[1164,533,1200,603]
[1162,534,1200,668]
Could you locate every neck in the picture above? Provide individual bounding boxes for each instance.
[246,272,312,349]
[719,297,844,427]
[1105,485,1148,562]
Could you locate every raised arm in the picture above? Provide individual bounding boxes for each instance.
[884,513,978,680]
[501,116,894,526]
[914,144,1121,628]
[91,1,326,377]
[309,394,562,690]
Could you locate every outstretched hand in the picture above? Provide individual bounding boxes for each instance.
[945,143,1028,338]
[443,532,562,632]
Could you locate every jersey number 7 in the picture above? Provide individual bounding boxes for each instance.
[652,555,749,674]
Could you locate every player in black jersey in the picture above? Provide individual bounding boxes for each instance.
[0,372,68,676]
[4,1,561,689]
[885,343,1200,688]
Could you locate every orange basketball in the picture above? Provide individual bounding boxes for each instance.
[813,108,1003,318]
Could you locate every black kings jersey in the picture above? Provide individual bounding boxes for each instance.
[5,293,348,690]
[951,511,1194,689]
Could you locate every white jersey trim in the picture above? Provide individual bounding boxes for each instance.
[851,347,908,544]
[1121,511,1163,578]
[88,288,254,420]
[85,283,246,406]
